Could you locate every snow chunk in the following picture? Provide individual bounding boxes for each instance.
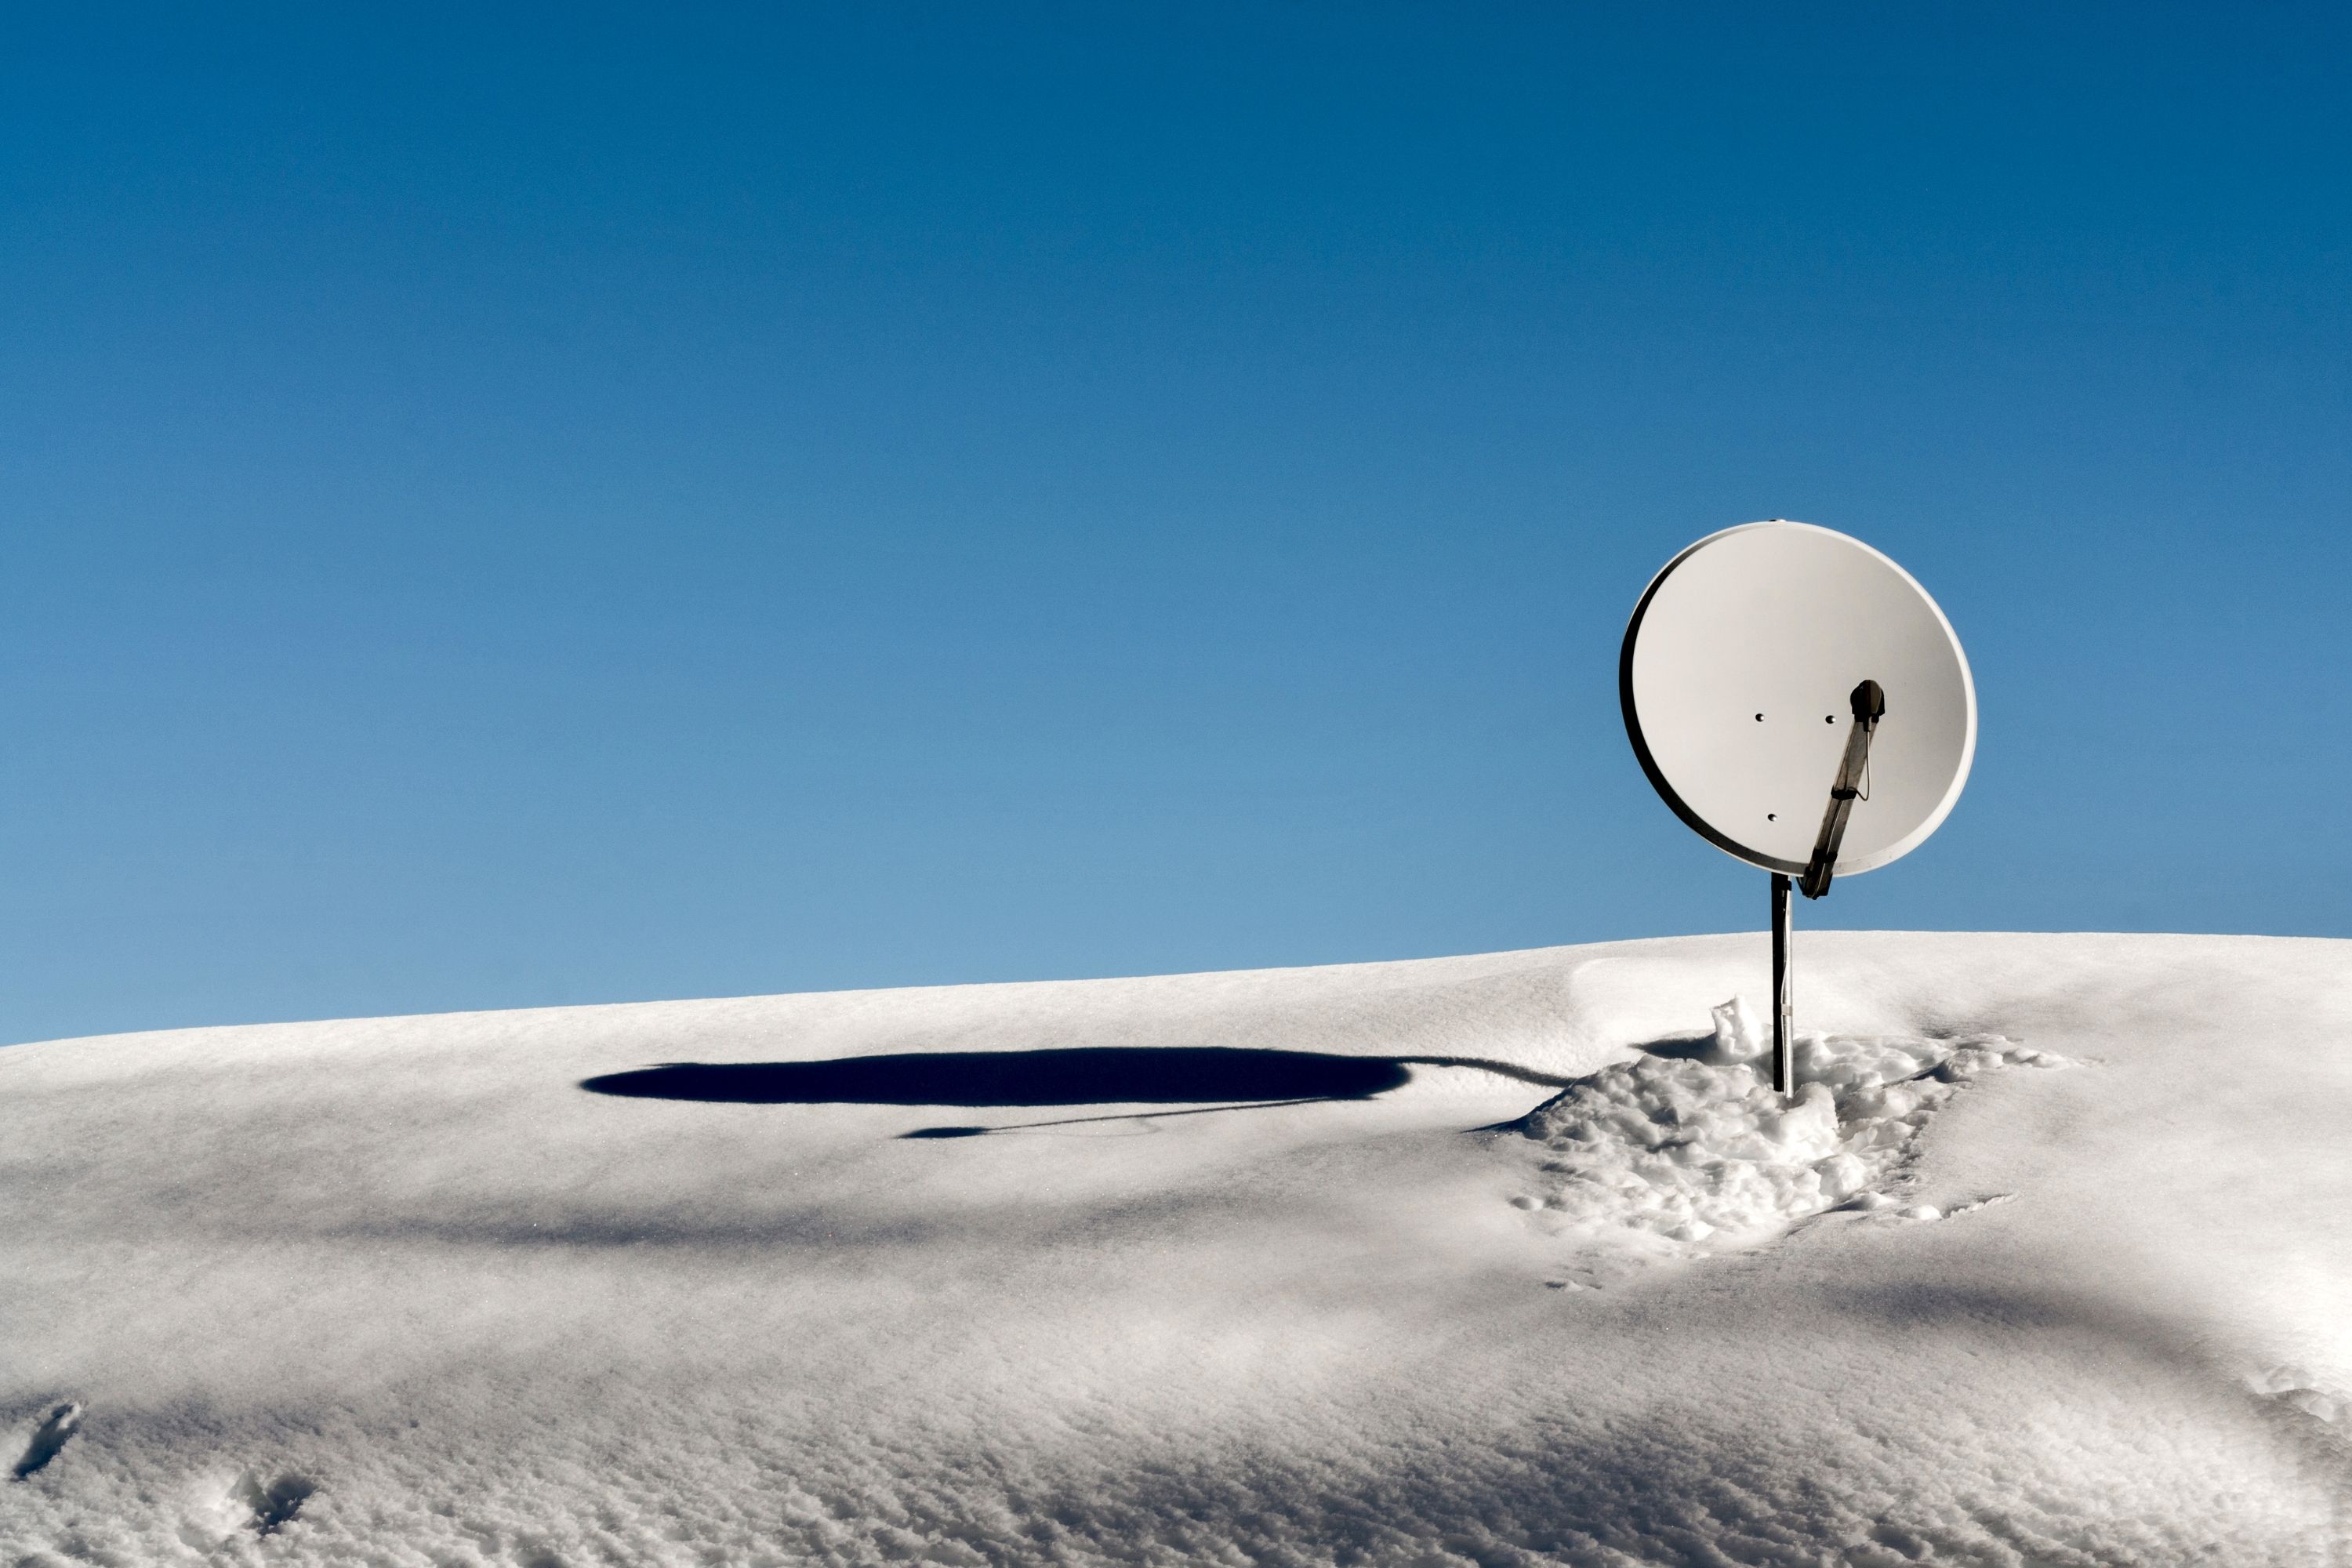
[2249,1366,2345,1428]
[1701,994,1769,1065]
[1508,1000,2066,1256]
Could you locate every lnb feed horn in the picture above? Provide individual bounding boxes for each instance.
[1798,677,1888,901]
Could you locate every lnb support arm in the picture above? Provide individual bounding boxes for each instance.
[1798,679,1886,900]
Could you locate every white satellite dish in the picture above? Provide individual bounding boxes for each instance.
[1621,521,1976,1093]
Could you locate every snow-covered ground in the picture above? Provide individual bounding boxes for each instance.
[3,932,2347,1565]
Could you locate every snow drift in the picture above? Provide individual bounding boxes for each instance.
[2,932,2347,1564]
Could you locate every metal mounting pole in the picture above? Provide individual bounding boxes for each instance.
[1771,872,1793,1096]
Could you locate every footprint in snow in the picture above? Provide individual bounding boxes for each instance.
[172,1468,320,1548]
[236,1469,317,1534]
[12,1403,82,1480]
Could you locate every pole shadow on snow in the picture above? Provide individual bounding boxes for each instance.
[579,1047,1574,1138]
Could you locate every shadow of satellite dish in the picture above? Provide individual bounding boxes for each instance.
[580,1046,1412,1109]
[581,1047,1581,1139]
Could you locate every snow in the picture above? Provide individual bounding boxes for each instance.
[1507,996,2069,1261]
[2,932,2348,1564]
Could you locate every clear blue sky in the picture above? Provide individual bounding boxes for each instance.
[5,5,2348,1044]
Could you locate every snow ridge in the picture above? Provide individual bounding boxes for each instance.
[1507,996,2068,1255]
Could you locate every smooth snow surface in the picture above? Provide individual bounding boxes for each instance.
[3,933,2348,1565]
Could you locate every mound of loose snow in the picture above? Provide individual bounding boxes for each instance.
[1508,996,2070,1253]
[2,932,2348,1565]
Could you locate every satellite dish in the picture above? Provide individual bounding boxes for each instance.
[1621,521,1976,1092]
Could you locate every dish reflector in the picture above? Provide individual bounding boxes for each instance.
[1621,521,1975,878]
